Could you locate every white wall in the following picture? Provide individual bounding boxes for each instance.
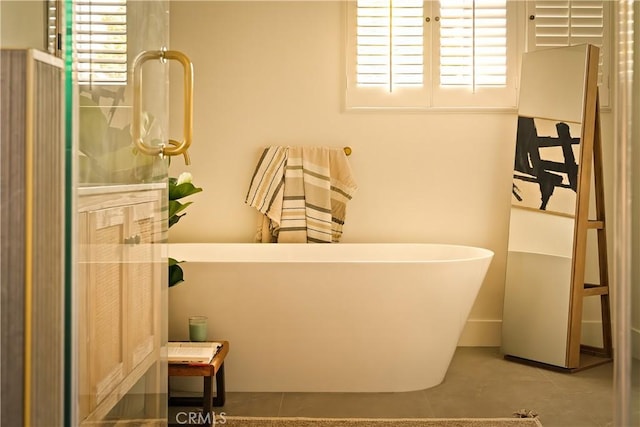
[168,1,615,346]
[0,1,45,50]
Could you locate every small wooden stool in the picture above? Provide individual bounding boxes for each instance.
[168,341,229,420]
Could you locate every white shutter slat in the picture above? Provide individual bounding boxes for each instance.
[533,0,603,46]
[356,0,423,91]
[393,0,422,88]
[47,2,58,55]
[75,0,127,85]
[357,2,391,86]
[439,0,507,87]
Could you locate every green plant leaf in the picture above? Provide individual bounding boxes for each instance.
[168,175,202,286]
[168,257,183,266]
[169,182,203,201]
[169,212,185,228]
[168,260,184,287]
[169,200,193,226]
[168,200,193,220]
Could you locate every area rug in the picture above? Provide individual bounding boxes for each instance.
[216,416,543,427]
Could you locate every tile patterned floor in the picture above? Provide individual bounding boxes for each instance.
[170,347,640,427]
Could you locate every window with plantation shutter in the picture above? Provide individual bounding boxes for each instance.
[74,0,128,85]
[346,0,519,109]
[526,0,610,106]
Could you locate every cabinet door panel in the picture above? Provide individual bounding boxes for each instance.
[126,201,161,369]
[87,206,127,409]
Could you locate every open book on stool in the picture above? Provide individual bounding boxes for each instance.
[168,341,223,364]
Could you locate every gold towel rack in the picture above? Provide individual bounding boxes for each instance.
[343,146,352,156]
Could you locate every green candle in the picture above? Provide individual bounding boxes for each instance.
[189,316,208,342]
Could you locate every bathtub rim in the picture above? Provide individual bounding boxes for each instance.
[167,242,494,264]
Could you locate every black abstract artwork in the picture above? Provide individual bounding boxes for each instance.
[512,116,581,216]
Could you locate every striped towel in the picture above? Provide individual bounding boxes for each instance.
[246,146,357,243]
[279,147,333,243]
[328,147,358,242]
[245,146,288,241]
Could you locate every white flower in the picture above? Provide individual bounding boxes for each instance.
[177,172,193,185]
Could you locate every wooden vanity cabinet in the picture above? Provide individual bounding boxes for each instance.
[77,185,165,423]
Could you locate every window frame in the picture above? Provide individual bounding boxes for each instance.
[345,0,523,110]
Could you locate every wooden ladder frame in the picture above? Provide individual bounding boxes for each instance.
[565,45,613,370]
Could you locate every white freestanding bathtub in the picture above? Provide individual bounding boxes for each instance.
[168,243,493,392]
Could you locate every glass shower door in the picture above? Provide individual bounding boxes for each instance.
[65,0,192,424]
